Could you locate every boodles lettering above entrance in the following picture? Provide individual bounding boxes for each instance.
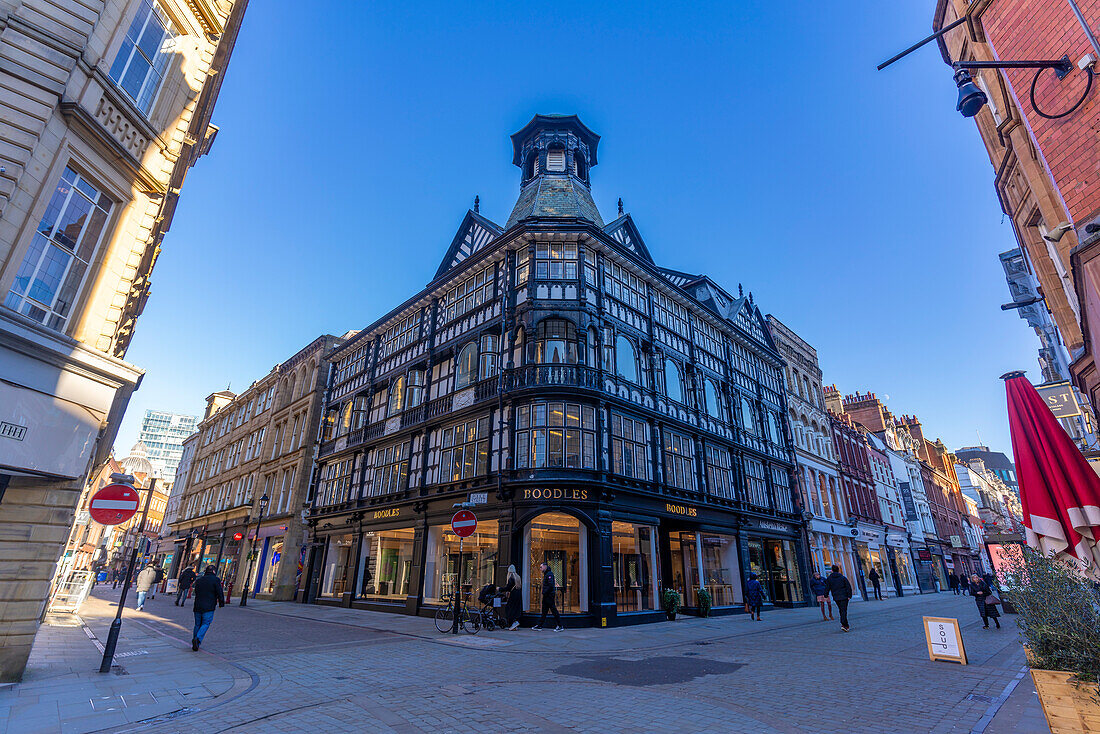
[373,508,400,520]
[665,503,698,517]
[523,488,589,501]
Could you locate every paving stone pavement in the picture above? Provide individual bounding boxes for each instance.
[0,587,1049,733]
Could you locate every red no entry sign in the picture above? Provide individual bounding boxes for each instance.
[451,510,477,538]
[88,484,140,526]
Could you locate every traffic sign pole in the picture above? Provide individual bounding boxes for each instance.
[449,509,477,634]
[99,479,154,673]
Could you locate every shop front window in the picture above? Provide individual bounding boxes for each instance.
[748,538,797,603]
[524,512,587,613]
[612,522,657,611]
[262,539,283,595]
[357,527,416,601]
[423,521,499,606]
[892,548,915,588]
[320,533,354,598]
[701,533,742,607]
[669,531,700,605]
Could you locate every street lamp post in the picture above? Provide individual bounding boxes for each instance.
[239,493,269,607]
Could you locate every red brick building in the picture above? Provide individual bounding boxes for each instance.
[934,0,1100,420]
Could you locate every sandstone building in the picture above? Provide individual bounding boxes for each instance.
[0,0,246,680]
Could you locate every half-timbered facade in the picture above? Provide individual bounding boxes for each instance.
[303,115,807,626]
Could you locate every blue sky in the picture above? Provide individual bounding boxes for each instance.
[114,0,1036,459]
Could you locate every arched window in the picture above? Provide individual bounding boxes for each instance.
[615,335,637,382]
[704,379,723,419]
[456,342,477,388]
[339,401,353,435]
[287,374,297,404]
[574,151,587,181]
[388,375,406,415]
[664,358,683,403]
[532,319,577,364]
[740,396,756,434]
[586,327,598,367]
[479,334,498,380]
[768,412,782,445]
[352,394,369,430]
[525,151,539,180]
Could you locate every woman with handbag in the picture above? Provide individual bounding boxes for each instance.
[968,573,1001,629]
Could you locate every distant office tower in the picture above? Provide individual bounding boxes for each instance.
[137,410,199,480]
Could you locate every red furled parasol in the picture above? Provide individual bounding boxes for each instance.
[1004,371,1100,578]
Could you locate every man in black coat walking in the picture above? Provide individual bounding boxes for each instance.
[532,562,563,631]
[868,567,883,600]
[175,566,198,606]
[191,566,225,651]
[826,565,854,632]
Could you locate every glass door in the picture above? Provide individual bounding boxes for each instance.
[746,539,772,602]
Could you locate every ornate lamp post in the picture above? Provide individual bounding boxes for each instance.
[239,493,269,607]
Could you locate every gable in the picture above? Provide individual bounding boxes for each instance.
[735,300,778,352]
[434,211,504,279]
[603,214,655,266]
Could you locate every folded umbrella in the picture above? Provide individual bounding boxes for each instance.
[1004,371,1100,579]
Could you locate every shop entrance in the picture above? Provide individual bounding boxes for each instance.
[523,512,587,614]
[746,537,802,605]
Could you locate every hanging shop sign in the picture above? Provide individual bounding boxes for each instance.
[917,549,933,561]
[923,616,967,665]
[1035,381,1082,418]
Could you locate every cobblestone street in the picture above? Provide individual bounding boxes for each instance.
[0,588,1046,733]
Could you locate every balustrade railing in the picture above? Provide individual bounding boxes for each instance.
[504,364,600,391]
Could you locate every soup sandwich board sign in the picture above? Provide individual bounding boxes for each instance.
[923,616,967,665]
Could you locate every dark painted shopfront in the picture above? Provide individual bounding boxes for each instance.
[303,488,806,626]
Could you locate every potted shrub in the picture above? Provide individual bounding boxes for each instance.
[661,588,681,621]
[999,545,1100,733]
[697,587,712,618]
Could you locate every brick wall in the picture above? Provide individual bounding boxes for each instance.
[982,0,1100,224]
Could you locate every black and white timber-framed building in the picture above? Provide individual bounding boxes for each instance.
[302,115,809,626]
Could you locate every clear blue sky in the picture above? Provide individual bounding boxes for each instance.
[114,0,1036,460]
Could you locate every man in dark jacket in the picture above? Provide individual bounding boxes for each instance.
[175,566,198,606]
[947,572,959,595]
[868,567,882,600]
[825,565,853,632]
[532,562,563,631]
[191,566,225,651]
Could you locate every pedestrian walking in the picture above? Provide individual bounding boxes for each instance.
[112,569,121,589]
[810,571,832,621]
[151,565,164,599]
[532,562,562,631]
[744,572,764,621]
[868,567,883,600]
[175,566,198,606]
[826,565,853,632]
[135,564,156,610]
[502,564,523,631]
[947,572,958,595]
[191,565,225,650]
[968,574,1001,629]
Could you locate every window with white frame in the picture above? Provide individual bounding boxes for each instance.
[744,457,769,508]
[705,444,734,499]
[5,167,114,330]
[515,402,596,470]
[444,265,493,322]
[602,260,647,313]
[381,311,421,358]
[370,441,410,496]
[662,429,696,491]
[534,242,577,279]
[107,0,176,113]
[611,413,650,480]
[438,417,489,482]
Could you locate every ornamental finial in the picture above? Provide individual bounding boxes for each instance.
[474,195,480,213]
[617,197,624,216]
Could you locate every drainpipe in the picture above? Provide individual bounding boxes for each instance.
[1067,0,1100,58]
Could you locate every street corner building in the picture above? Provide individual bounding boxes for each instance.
[0,0,247,681]
[302,115,811,627]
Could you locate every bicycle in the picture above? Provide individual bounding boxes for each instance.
[434,591,480,634]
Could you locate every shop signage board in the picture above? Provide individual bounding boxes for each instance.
[451,510,477,538]
[88,484,140,526]
[918,549,933,561]
[1035,381,1081,418]
[923,616,967,664]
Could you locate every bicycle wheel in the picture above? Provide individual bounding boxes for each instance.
[435,605,454,633]
[461,608,481,634]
